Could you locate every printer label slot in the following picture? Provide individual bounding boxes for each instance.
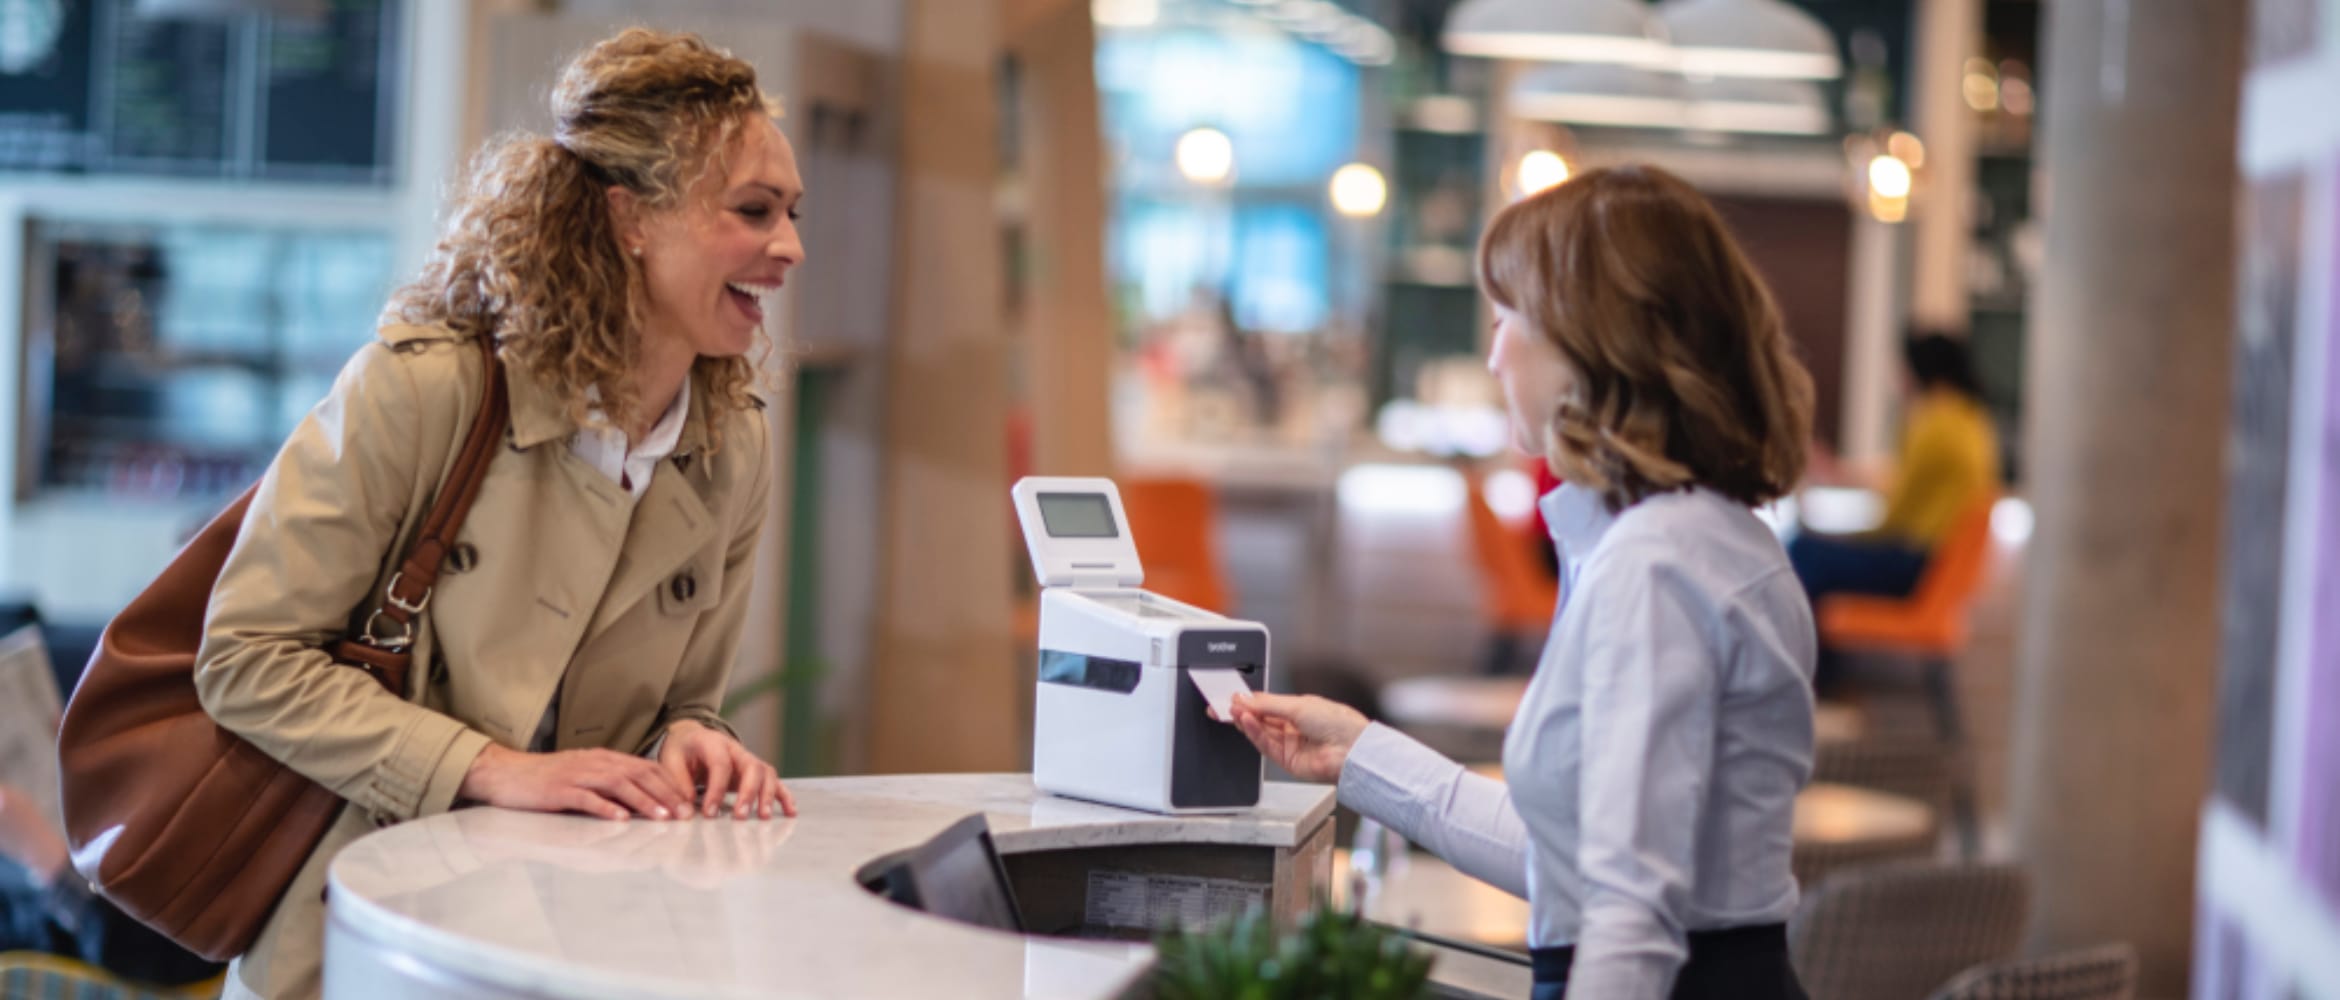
[1038,649,1142,694]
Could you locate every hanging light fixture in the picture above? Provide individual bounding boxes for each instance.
[1443,0,1671,69]
[1658,0,1842,81]
[1329,163,1390,218]
[1511,64,1691,130]
[1516,151,1573,197]
[1175,128,1236,185]
[1682,77,1832,134]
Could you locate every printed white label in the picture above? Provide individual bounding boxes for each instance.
[1085,870,1268,931]
[1187,667,1251,721]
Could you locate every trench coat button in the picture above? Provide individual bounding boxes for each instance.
[445,542,479,574]
[669,573,697,603]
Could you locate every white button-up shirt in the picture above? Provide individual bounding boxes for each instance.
[1338,483,1816,997]
[568,381,691,501]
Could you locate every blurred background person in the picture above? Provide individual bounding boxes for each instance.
[1790,331,1999,608]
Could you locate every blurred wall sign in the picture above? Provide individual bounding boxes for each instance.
[133,0,327,17]
[0,0,398,183]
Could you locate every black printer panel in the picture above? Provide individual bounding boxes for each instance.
[1170,629,1266,810]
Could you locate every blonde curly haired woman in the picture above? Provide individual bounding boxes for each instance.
[192,29,803,999]
[1229,166,1817,1000]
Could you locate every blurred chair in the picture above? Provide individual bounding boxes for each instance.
[0,951,222,999]
[1789,777,1940,889]
[1790,861,2030,1000]
[1790,821,1941,891]
[1461,478,1559,676]
[1925,943,2138,1000]
[1014,475,1235,647]
[1804,733,1958,873]
[1815,494,2000,855]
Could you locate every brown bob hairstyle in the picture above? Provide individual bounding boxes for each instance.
[1478,164,1814,511]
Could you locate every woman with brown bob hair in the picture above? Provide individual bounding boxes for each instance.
[191,28,802,999]
[1230,166,1817,999]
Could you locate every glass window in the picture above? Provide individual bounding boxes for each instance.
[23,220,394,500]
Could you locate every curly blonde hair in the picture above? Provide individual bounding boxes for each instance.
[1477,165,1813,511]
[385,28,781,445]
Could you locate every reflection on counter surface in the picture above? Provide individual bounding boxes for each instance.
[324,774,1336,999]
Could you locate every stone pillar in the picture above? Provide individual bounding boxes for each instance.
[2007,1,2243,995]
[865,0,1022,773]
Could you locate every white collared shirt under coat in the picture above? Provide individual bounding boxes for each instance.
[570,380,690,501]
[1338,483,1816,997]
[193,324,772,999]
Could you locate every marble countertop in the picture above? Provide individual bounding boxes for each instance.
[327,773,1336,1000]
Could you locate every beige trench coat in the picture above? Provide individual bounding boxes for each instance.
[191,323,772,999]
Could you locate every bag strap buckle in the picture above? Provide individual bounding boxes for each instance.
[360,610,414,652]
[383,570,432,615]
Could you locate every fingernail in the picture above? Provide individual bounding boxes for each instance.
[655,808,670,820]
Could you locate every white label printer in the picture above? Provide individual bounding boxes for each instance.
[1011,476,1268,814]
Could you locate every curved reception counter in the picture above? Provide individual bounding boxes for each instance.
[323,774,1344,999]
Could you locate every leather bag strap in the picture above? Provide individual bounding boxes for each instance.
[359,336,510,651]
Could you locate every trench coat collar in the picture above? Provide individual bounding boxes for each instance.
[504,352,714,459]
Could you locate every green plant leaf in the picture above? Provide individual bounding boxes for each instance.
[1149,897,1434,999]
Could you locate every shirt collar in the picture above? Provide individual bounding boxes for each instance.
[507,356,709,456]
[1538,481,1616,561]
[631,379,691,459]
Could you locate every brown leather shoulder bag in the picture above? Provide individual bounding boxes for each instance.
[56,335,509,961]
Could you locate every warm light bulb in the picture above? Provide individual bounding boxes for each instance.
[2001,77,2035,116]
[1886,131,1926,169]
[1517,150,1570,197]
[1091,0,1159,28]
[1963,72,2000,112]
[1175,128,1235,185]
[1329,163,1388,218]
[1867,154,1913,199]
[1868,191,1908,223]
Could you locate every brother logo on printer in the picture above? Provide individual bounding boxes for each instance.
[1208,642,1236,653]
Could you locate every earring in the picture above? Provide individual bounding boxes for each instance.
[630,245,643,257]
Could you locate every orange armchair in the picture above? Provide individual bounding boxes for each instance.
[1815,493,2000,855]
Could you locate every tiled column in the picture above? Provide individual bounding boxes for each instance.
[866,0,1022,773]
[1009,0,1117,478]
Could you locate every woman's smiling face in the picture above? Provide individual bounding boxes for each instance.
[626,115,806,359]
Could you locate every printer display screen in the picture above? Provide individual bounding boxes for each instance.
[1038,493,1118,538]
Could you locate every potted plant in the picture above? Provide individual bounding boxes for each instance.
[1152,899,1434,1000]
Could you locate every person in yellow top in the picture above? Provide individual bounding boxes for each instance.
[1789,333,1999,618]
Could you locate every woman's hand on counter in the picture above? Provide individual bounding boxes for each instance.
[658,719,797,820]
[457,744,696,821]
[1225,692,1368,784]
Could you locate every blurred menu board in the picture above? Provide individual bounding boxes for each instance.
[0,0,98,169]
[0,0,398,183]
[102,10,233,172]
[257,0,392,179]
